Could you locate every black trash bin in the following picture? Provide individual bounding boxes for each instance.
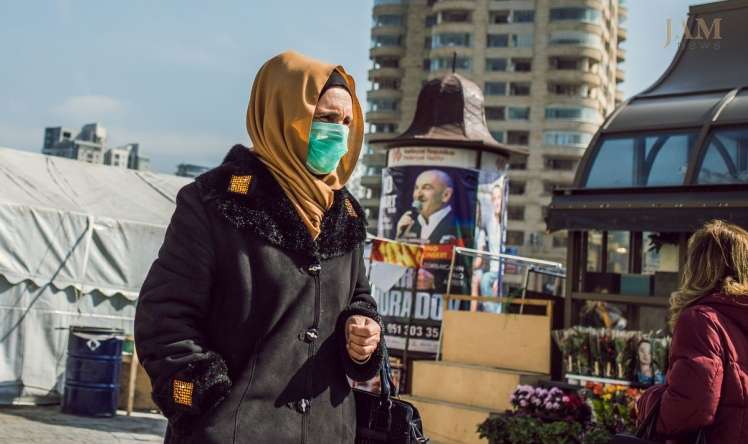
[62,326,124,417]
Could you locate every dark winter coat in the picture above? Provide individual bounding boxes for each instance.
[637,292,748,443]
[134,145,383,444]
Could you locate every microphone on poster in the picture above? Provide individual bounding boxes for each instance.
[398,200,423,238]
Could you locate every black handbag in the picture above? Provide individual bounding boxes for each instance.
[353,341,429,444]
[610,397,706,444]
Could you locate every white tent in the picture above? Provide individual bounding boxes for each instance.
[0,147,191,404]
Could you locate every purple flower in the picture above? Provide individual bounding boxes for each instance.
[519,400,528,407]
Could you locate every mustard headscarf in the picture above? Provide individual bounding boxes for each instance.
[246,51,364,240]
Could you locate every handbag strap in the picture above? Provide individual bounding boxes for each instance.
[378,338,397,401]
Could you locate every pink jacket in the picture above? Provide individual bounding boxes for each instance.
[637,293,748,443]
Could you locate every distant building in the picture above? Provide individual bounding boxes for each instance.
[176,163,211,178]
[42,123,149,171]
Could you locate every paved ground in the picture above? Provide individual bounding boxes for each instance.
[0,405,166,444]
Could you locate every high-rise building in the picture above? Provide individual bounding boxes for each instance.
[363,0,626,262]
[42,123,150,171]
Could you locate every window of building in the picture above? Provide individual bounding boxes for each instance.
[490,10,510,24]
[485,82,507,96]
[485,58,508,72]
[368,99,399,111]
[510,82,531,96]
[697,126,748,184]
[509,154,527,170]
[508,206,525,221]
[423,59,431,71]
[552,235,568,248]
[507,131,530,145]
[424,37,432,49]
[544,131,593,147]
[425,14,437,27]
[513,10,535,23]
[487,34,509,48]
[545,106,600,123]
[550,57,581,70]
[550,7,601,23]
[490,131,505,142]
[373,14,403,27]
[586,132,697,188]
[372,35,402,48]
[548,83,590,97]
[373,58,399,69]
[369,123,398,133]
[430,56,472,71]
[506,230,525,246]
[512,33,534,48]
[511,58,532,72]
[549,31,602,47]
[509,181,525,195]
[544,157,578,171]
[543,181,566,195]
[508,107,530,120]
[433,33,472,48]
[373,78,401,90]
[485,106,506,120]
[440,10,471,23]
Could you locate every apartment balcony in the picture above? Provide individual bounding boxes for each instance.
[547,69,602,88]
[372,25,405,37]
[363,152,387,167]
[616,67,625,84]
[617,26,627,43]
[370,45,405,59]
[616,47,626,63]
[373,0,406,15]
[430,21,475,36]
[431,0,477,13]
[366,110,401,123]
[360,175,383,189]
[360,197,381,209]
[618,3,628,19]
[615,89,625,102]
[546,45,604,62]
[368,67,403,81]
[367,88,403,100]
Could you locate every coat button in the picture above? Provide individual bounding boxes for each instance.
[307,263,321,274]
[295,398,311,414]
[300,328,319,343]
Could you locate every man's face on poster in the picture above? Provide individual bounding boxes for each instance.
[413,170,453,219]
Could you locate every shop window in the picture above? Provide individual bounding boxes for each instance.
[586,132,696,188]
[697,126,748,184]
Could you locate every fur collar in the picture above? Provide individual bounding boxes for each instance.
[196,145,367,260]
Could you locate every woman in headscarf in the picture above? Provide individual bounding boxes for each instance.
[135,51,383,444]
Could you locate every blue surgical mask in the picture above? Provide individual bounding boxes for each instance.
[306,121,349,175]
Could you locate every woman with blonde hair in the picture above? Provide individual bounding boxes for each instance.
[637,219,748,442]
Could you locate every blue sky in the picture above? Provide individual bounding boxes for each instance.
[0,0,697,174]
